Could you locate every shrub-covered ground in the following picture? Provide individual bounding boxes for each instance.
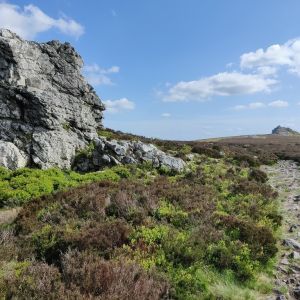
[0,143,282,299]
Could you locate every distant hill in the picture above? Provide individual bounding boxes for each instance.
[272,125,300,136]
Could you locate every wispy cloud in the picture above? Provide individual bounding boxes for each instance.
[268,100,289,107]
[103,98,135,113]
[163,72,276,102]
[161,113,171,118]
[0,2,84,39]
[233,100,289,110]
[83,64,120,86]
[233,102,266,110]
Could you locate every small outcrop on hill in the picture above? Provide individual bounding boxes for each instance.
[0,29,185,172]
[272,126,300,136]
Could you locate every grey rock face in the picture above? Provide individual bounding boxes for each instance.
[75,137,186,173]
[0,29,104,169]
[0,29,185,173]
[0,141,28,170]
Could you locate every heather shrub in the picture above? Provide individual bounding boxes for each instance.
[220,216,277,264]
[248,168,268,183]
[1,144,281,299]
[61,250,170,300]
[231,178,277,199]
[106,180,159,224]
[0,261,78,300]
[69,220,132,255]
[192,144,223,158]
[17,181,113,234]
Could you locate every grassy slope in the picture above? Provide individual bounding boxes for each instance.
[0,134,286,299]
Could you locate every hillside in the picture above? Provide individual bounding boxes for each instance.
[0,30,299,300]
[0,131,288,299]
[196,133,300,163]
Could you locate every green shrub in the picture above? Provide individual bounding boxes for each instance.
[220,216,277,264]
[207,240,258,281]
[155,200,188,227]
[110,165,131,178]
[0,167,122,207]
[31,225,68,263]
[131,225,169,246]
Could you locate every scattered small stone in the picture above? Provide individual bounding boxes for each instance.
[280,258,289,265]
[294,195,300,202]
[289,224,298,232]
[292,265,300,272]
[289,251,300,259]
[283,239,300,250]
[294,288,300,299]
[289,278,296,284]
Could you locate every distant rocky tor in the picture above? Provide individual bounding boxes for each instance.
[0,29,185,172]
[272,125,300,136]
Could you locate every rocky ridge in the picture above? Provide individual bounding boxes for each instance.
[0,29,185,172]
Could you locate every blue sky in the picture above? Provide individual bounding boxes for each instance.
[1,1,300,140]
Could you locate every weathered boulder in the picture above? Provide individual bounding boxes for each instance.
[74,137,186,173]
[0,141,28,170]
[0,29,104,169]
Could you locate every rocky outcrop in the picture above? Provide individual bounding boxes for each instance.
[0,29,186,172]
[0,29,104,169]
[74,137,186,173]
[272,126,300,136]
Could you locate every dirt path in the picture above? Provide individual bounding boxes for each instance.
[263,161,300,300]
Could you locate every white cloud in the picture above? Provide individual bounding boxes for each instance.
[83,64,120,86]
[233,102,266,110]
[163,72,276,102]
[0,3,84,39]
[268,100,289,107]
[240,39,300,76]
[248,102,266,109]
[161,113,171,118]
[233,105,247,111]
[103,98,135,113]
[233,100,289,110]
